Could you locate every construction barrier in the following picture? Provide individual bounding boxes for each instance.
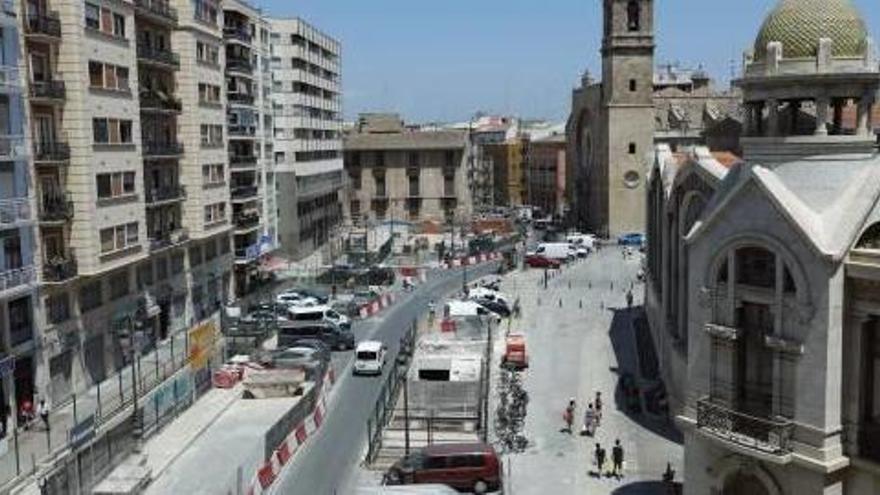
[357,292,398,319]
[443,251,501,269]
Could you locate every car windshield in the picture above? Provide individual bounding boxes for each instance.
[357,351,377,360]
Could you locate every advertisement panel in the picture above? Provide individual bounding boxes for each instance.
[188,321,216,370]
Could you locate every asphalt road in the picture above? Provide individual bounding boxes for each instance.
[271,262,500,495]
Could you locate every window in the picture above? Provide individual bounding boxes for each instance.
[375,174,386,197]
[85,3,100,30]
[200,124,223,147]
[96,171,136,199]
[79,281,103,313]
[112,13,125,38]
[109,272,129,300]
[202,164,224,185]
[204,202,226,225]
[89,61,129,92]
[628,142,636,154]
[196,41,219,65]
[445,150,456,168]
[89,61,102,87]
[443,169,455,196]
[93,118,133,145]
[100,222,139,254]
[629,79,637,92]
[198,83,221,104]
[193,0,218,26]
[408,152,419,168]
[408,172,420,197]
[627,1,640,31]
[46,293,71,325]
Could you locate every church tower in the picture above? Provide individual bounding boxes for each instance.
[601,0,655,235]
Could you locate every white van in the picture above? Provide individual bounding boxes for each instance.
[566,234,596,251]
[354,340,387,375]
[287,305,351,330]
[534,242,575,261]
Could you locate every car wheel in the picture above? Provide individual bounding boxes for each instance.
[473,480,489,494]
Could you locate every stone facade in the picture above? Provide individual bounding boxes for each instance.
[526,134,567,217]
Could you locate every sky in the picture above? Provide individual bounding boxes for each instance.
[258,0,880,124]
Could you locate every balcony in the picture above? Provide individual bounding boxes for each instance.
[25,12,61,39]
[0,135,26,160]
[0,265,36,294]
[234,211,260,230]
[0,66,21,93]
[30,80,65,101]
[142,140,184,158]
[228,93,255,106]
[0,198,32,227]
[134,0,178,26]
[145,185,186,205]
[696,397,794,457]
[39,194,73,223]
[226,57,253,75]
[223,27,252,44]
[228,124,256,137]
[140,94,182,113]
[137,43,180,69]
[229,154,258,168]
[234,244,259,263]
[43,253,77,283]
[33,141,70,163]
[231,185,258,201]
[149,228,189,252]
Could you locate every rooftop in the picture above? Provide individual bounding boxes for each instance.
[753,0,868,60]
[344,130,467,151]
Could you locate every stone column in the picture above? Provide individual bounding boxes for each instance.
[857,94,872,137]
[755,101,765,136]
[815,96,829,136]
[767,98,779,137]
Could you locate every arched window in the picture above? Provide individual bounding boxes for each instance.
[857,222,880,250]
[627,1,640,31]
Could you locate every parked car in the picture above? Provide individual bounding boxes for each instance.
[277,321,355,351]
[618,232,646,246]
[525,254,561,269]
[384,442,502,494]
[268,347,326,372]
[291,287,329,304]
[474,298,510,318]
[575,246,589,258]
[533,242,575,261]
[287,304,352,330]
[283,338,331,363]
[353,340,387,376]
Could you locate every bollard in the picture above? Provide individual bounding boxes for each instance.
[589,281,592,289]
[579,300,583,309]
[601,301,605,310]
[610,281,614,291]
[538,298,541,306]
[559,298,562,308]
[568,281,571,289]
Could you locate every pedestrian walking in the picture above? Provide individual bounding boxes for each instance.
[19,398,33,431]
[593,443,606,476]
[612,439,625,479]
[563,398,576,434]
[594,391,603,425]
[37,399,49,431]
[582,403,596,436]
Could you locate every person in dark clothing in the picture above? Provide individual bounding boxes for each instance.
[594,443,606,476]
[612,439,624,479]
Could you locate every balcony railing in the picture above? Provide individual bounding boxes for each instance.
[142,140,184,157]
[0,198,32,226]
[149,228,189,251]
[145,185,186,204]
[228,93,255,105]
[696,397,794,456]
[226,57,252,74]
[231,185,258,200]
[30,80,66,100]
[0,66,21,91]
[223,27,252,44]
[43,253,77,283]
[0,265,36,293]
[33,141,70,162]
[137,43,181,68]
[0,135,25,159]
[25,13,61,38]
[140,93,182,112]
[39,194,73,222]
[134,0,178,24]
[234,212,260,229]
[228,124,256,137]
[229,154,258,167]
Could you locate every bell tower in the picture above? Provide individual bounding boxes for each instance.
[602,0,654,105]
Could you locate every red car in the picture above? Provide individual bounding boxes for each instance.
[525,254,561,268]
[385,442,502,493]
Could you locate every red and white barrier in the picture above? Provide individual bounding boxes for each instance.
[443,251,501,269]
[247,369,335,494]
[357,292,398,319]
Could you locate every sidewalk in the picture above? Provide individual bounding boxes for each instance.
[0,331,190,490]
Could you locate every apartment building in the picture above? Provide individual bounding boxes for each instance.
[268,17,343,261]
[344,114,472,226]
[223,0,275,297]
[6,0,230,413]
[525,133,567,218]
[0,3,37,428]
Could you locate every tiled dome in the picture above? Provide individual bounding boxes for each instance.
[754,0,868,60]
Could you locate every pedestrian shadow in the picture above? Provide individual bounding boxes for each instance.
[611,480,682,494]
[607,306,683,445]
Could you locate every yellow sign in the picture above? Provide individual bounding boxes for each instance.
[188,321,216,370]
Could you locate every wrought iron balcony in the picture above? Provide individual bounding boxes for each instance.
[228,93,255,105]
[231,185,258,200]
[234,212,260,229]
[149,228,189,251]
[134,0,178,24]
[228,124,256,137]
[223,27,252,44]
[30,80,65,100]
[226,57,252,74]
[43,253,77,283]
[142,140,184,157]
[0,198,32,226]
[0,265,36,293]
[145,185,186,204]
[229,154,258,168]
[25,13,61,38]
[696,397,794,456]
[140,93,182,113]
[33,141,70,162]
[136,43,180,68]
[39,194,73,222]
